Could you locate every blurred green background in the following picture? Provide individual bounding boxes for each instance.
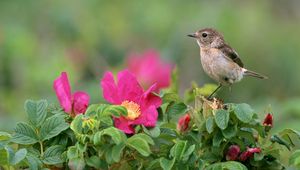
[1,0,300,132]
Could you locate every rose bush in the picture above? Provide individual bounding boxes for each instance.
[1,50,300,170]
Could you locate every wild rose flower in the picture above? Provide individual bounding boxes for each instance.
[53,72,90,117]
[263,113,273,127]
[239,147,261,161]
[226,145,240,161]
[101,70,162,134]
[127,49,172,92]
[177,114,191,133]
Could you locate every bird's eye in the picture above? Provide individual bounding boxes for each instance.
[202,33,207,37]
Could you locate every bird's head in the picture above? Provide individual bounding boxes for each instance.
[188,28,224,48]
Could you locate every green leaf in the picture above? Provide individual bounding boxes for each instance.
[234,103,254,123]
[213,130,223,147]
[289,150,300,166]
[0,148,8,165]
[86,156,103,169]
[171,140,187,160]
[126,136,151,157]
[68,158,85,170]
[160,157,175,170]
[11,122,39,145]
[112,142,125,162]
[0,131,11,141]
[94,127,126,145]
[85,104,100,117]
[130,133,154,145]
[25,99,48,128]
[70,114,84,134]
[206,116,215,134]
[142,126,161,138]
[7,147,27,165]
[182,144,195,162]
[222,124,237,139]
[214,109,229,130]
[102,105,127,117]
[26,154,43,170]
[67,146,79,160]
[222,161,247,170]
[165,102,188,115]
[42,145,64,165]
[271,135,291,150]
[40,115,69,141]
[162,93,179,103]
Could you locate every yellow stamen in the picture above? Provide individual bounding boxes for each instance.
[121,100,141,120]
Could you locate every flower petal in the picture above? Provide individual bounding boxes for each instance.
[101,72,121,104]
[117,70,144,103]
[114,117,135,134]
[133,105,158,127]
[53,72,72,113]
[140,84,162,109]
[73,91,90,115]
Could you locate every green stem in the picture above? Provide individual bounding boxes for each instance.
[39,141,44,157]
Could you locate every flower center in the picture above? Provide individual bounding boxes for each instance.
[121,100,141,120]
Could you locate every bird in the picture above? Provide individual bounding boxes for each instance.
[188,28,267,98]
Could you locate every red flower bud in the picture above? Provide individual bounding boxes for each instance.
[239,147,261,161]
[226,145,240,161]
[263,113,273,127]
[177,114,191,133]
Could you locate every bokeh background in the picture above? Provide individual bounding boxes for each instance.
[1,0,300,133]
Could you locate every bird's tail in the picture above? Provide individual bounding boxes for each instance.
[243,69,268,79]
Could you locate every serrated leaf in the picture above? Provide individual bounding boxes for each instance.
[86,156,102,169]
[214,109,229,130]
[7,147,27,165]
[112,142,125,162]
[234,103,254,123]
[25,100,48,128]
[131,133,154,145]
[67,146,79,160]
[160,157,175,170]
[206,117,215,134]
[182,144,195,162]
[222,161,247,170]
[70,115,84,134]
[126,137,151,157]
[94,127,126,145]
[162,93,179,103]
[11,122,39,145]
[165,102,188,115]
[222,124,237,139]
[103,105,127,117]
[142,126,161,138]
[42,145,64,165]
[84,104,100,117]
[0,131,11,141]
[289,150,300,166]
[172,140,187,160]
[213,130,223,147]
[40,115,69,141]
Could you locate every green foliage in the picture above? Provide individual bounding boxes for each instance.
[1,99,71,169]
[2,81,300,169]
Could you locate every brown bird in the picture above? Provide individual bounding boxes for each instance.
[188,28,267,98]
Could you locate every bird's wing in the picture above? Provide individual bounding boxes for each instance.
[220,44,244,68]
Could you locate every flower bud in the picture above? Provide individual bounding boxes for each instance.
[177,114,191,133]
[239,147,261,161]
[263,113,273,127]
[226,145,240,161]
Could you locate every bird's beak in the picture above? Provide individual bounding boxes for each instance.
[187,33,198,38]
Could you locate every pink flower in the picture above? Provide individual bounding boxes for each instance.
[53,72,90,117]
[127,49,172,92]
[263,113,273,127]
[226,145,240,161]
[177,114,191,133]
[100,70,162,134]
[239,147,261,161]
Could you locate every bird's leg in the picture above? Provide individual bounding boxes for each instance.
[208,84,222,99]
